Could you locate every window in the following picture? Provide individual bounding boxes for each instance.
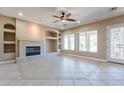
[79,32,86,51]
[63,35,69,49]
[69,34,74,50]
[63,34,75,50]
[87,31,97,52]
[78,30,97,52]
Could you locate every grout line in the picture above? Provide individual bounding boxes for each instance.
[86,78,92,86]
[72,79,75,86]
[57,80,59,86]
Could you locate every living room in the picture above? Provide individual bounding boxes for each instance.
[0,7,124,86]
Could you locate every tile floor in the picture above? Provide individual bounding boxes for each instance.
[0,54,124,86]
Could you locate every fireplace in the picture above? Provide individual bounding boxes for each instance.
[26,46,40,56]
[18,40,44,60]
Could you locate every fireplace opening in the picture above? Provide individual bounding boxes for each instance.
[26,46,40,56]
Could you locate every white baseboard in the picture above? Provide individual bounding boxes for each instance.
[0,59,16,64]
[61,53,107,62]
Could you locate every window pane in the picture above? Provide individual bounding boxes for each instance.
[87,31,97,52]
[109,27,124,59]
[63,35,69,49]
[69,34,74,50]
[79,32,87,51]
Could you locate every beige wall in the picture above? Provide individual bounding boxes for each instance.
[62,15,124,60]
[16,19,49,41]
[16,19,57,57]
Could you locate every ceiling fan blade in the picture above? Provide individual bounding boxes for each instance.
[66,13,71,18]
[66,18,76,21]
[53,15,61,18]
[53,20,59,23]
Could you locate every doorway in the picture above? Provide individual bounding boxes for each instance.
[107,23,124,63]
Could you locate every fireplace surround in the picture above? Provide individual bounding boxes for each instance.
[18,40,44,60]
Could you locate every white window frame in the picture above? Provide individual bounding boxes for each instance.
[63,34,75,50]
[78,30,98,53]
[78,32,87,51]
[63,35,69,50]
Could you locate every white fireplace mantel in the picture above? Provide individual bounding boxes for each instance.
[18,40,44,59]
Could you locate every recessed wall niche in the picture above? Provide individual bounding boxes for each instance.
[4,32,15,41]
[4,23,15,30]
[3,23,16,53]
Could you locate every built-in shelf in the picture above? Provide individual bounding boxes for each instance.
[4,23,15,30]
[46,30,60,53]
[58,38,61,42]
[4,32,15,41]
[4,41,15,44]
[58,36,61,38]
[57,32,62,52]
[4,44,15,53]
[4,29,16,33]
[46,31,58,37]
[46,36,58,40]
[58,43,62,45]
[46,39,57,53]
[3,23,16,54]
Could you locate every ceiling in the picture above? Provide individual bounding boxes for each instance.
[0,7,124,30]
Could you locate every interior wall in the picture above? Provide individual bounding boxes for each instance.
[16,19,57,57]
[62,15,124,60]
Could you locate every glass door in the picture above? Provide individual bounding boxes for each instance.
[107,24,124,63]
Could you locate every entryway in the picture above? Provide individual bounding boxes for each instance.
[107,23,124,64]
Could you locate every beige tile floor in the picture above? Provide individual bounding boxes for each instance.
[0,54,124,86]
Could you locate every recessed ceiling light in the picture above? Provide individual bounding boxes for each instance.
[18,12,23,16]
[77,20,80,24]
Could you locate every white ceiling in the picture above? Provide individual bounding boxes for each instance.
[0,7,124,30]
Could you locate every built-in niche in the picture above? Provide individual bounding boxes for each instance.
[46,39,57,52]
[46,31,58,38]
[4,44,15,53]
[3,23,16,53]
[4,32,15,41]
[46,30,59,53]
[4,23,15,30]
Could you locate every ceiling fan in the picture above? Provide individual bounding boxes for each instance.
[53,12,76,23]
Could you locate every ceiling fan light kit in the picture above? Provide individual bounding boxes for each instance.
[53,10,76,23]
[62,20,66,23]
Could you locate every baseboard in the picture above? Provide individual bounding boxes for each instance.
[0,59,16,64]
[61,53,107,62]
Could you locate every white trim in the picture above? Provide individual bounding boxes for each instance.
[61,53,107,62]
[4,41,15,44]
[107,23,124,29]
[0,59,16,64]
[106,23,124,63]
[46,36,58,40]
[4,29,15,33]
[78,30,98,53]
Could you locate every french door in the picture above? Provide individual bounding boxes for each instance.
[107,24,124,63]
